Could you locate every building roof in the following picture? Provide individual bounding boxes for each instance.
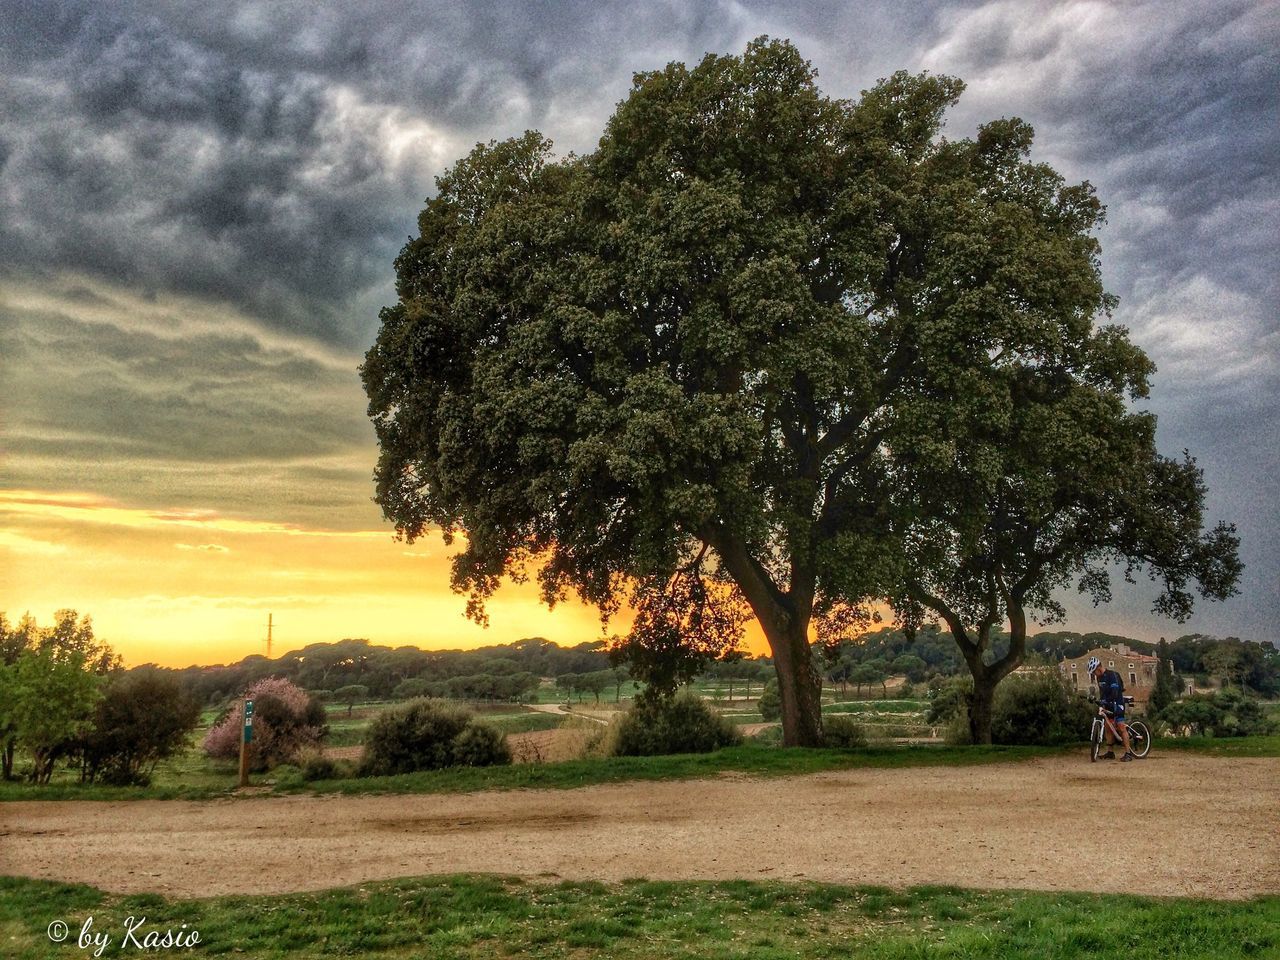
[1061,646,1159,665]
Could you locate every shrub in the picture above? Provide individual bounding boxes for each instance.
[82,668,200,786]
[934,673,1091,746]
[451,723,512,767]
[926,675,972,725]
[1157,690,1275,737]
[823,715,867,748]
[251,693,328,771]
[202,677,327,770]
[359,699,510,775]
[989,673,1092,746]
[611,690,742,757]
[758,679,781,722]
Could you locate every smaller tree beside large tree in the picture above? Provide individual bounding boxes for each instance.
[888,326,1242,743]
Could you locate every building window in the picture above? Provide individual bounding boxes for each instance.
[1072,673,1078,687]
[1128,663,1134,670]
[1108,660,1114,668]
[1130,672,1136,685]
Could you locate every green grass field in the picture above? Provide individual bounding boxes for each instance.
[2,874,1275,960]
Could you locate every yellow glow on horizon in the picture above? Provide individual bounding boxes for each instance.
[0,488,642,667]
[1,488,777,668]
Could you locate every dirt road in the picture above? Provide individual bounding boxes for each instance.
[2,754,1276,900]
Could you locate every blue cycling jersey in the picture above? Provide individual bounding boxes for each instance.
[1098,669,1125,714]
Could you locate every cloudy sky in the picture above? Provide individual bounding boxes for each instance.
[1,0,1276,666]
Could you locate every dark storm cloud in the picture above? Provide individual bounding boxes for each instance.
[1,0,1275,638]
[0,0,755,347]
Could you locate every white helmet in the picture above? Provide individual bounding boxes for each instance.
[1086,656,1101,674]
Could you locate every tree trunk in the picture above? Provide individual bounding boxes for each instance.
[703,526,823,746]
[765,620,824,747]
[968,672,996,745]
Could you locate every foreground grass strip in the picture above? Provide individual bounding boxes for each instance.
[2,874,1277,960]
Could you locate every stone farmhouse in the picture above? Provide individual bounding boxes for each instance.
[1059,644,1167,705]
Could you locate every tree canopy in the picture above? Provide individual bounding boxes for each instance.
[363,38,1239,746]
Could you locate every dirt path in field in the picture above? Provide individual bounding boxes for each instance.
[2,754,1277,900]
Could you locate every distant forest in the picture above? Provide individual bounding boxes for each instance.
[152,628,1278,706]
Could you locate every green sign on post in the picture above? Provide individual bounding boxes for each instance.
[238,697,254,788]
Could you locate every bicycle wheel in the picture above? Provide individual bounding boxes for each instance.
[1128,720,1152,759]
[1090,720,1103,762]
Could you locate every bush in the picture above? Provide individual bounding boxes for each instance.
[203,677,327,770]
[926,675,971,725]
[451,723,512,767]
[758,679,781,722]
[611,690,742,757]
[823,715,867,748]
[359,699,510,775]
[251,693,329,771]
[82,668,200,786]
[989,673,1093,746]
[1157,689,1275,737]
[933,673,1091,746]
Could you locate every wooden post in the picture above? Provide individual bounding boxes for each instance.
[238,698,254,788]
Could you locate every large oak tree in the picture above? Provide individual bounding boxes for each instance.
[362,39,1215,746]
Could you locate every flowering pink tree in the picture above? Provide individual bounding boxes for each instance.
[203,677,325,768]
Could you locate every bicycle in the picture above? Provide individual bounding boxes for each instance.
[1090,696,1151,762]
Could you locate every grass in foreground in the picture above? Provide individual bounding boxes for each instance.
[1,874,1276,960]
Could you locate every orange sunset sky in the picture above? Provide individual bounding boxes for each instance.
[0,489,635,668]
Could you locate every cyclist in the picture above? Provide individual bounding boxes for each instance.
[1089,656,1135,761]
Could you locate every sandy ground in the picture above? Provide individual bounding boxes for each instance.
[2,754,1276,900]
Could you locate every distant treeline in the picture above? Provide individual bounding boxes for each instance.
[164,637,623,705]
[132,626,1279,708]
[823,626,1279,697]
